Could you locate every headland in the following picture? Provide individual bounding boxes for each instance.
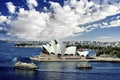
[30,54,120,62]
[30,39,120,62]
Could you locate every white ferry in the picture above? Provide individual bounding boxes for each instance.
[14,62,38,70]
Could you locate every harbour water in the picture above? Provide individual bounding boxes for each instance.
[0,42,120,80]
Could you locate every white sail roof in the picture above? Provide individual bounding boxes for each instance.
[42,44,50,53]
[50,45,55,53]
[42,40,62,54]
[55,44,61,54]
[42,40,91,57]
[77,51,89,57]
[64,46,76,55]
[59,41,66,55]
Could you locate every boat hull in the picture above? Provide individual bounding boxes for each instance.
[76,64,92,69]
[14,66,38,70]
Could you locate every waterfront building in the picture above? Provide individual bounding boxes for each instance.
[42,40,91,56]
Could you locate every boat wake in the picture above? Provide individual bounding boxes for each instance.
[93,67,120,70]
[12,57,17,62]
[36,69,78,73]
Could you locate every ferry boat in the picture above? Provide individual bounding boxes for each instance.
[76,63,92,69]
[14,62,38,70]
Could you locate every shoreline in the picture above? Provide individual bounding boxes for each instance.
[30,57,120,62]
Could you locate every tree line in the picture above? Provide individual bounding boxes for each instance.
[77,45,120,58]
[67,44,120,58]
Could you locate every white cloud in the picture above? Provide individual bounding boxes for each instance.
[97,36,111,39]
[109,19,120,27]
[2,0,120,40]
[0,15,7,23]
[0,37,6,40]
[97,19,120,28]
[8,8,85,40]
[26,0,38,9]
[43,0,47,3]
[0,27,3,30]
[6,2,16,14]
[116,16,120,19]
[96,36,118,41]
[9,9,50,40]
[84,15,120,31]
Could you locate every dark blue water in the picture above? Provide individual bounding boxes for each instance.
[0,42,120,80]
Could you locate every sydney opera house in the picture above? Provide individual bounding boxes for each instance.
[30,40,96,61]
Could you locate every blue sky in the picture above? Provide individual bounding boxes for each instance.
[0,0,120,41]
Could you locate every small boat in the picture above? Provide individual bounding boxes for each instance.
[14,62,38,70]
[76,63,92,69]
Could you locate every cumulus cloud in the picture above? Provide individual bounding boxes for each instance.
[6,2,16,14]
[0,27,3,30]
[0,15,7,23]
[26,0,38,9]
[100,20,120,28]
[84,15,120,31]
[9,9,50,40]
[107,19,120,27]
[2,0,120,40]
